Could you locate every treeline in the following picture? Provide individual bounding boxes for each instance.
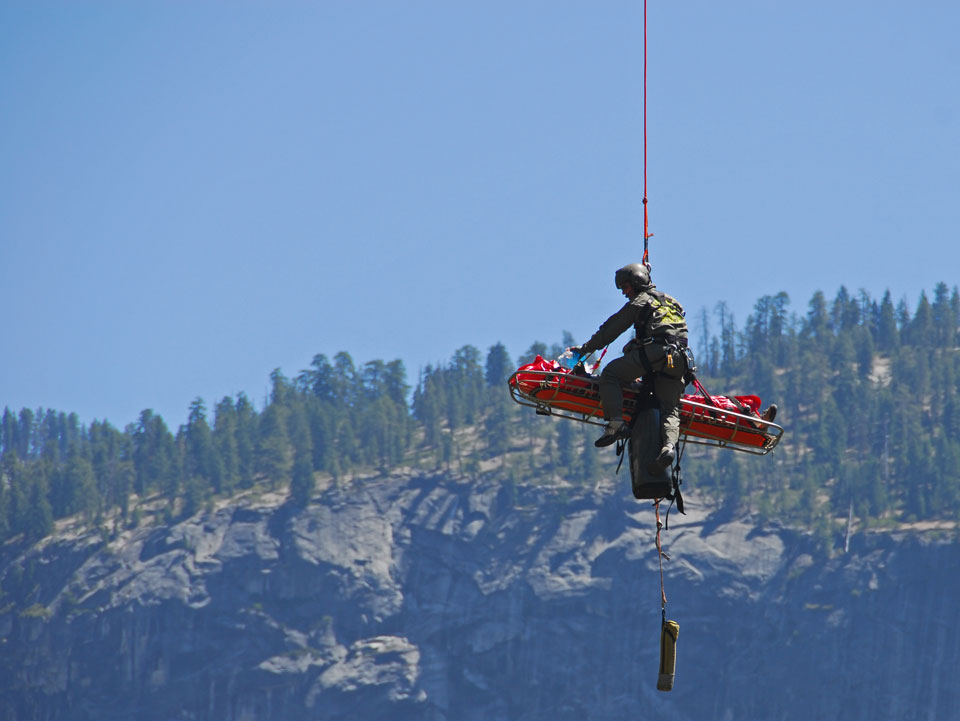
[1,283,959,550]
[0,354,412,543]
[687,282,960,543]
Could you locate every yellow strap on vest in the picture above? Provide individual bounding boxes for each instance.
[651,295,686,326]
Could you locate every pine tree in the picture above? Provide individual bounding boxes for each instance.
[181,475,204,519]
[269,369,295,407]
[745,295,773,357]
[23,469,53,542]
[695,307,712,372]
[87,420,133,516]
[830,334,858,410]
[0,407,16,457]
[65,452,99,523]
[483,389,512,462]
[48,459,74,518]
[706,336,721,379]
[286,400,313,469]
[17,408,35,459]
[106,435,135,520]
[38,409,62,462]
[857,289,876,339]
[804,291,830,344]
[384,360,410,407]
[951,287,960,339]
[932,282,956,348]
[0,470,8,540]
[450,345,484,425]
[715,301,738,377]
[184,399,222,494]
[907,291,934,347]
[384,359,413,452]
[896,298,911,334]
[877,291,900,351]
[1,451,25,536]
[575,429,601,485]
[289,454,315,507]
[770,291,792,366]
[299,353,336,402]
[133,410,176,497]
[485,343,513,387]
[306,398,333,473]
[334,414,359,472]
[853,326,875,379]
[234,393,258,488]
[413,366,444,448]
[519,342,548,366]
[332,352,358,408]
[256,404,293,487]
[831,286,861,332]
[213,398,240,495]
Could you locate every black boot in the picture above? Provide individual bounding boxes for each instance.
[647,444,675,475]
[595,420,628,448]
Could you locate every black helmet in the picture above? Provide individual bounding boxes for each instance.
[614,263,651,290]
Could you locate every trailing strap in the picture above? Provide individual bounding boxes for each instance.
[655,500,668,618]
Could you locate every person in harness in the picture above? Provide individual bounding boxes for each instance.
[570,263,689,474]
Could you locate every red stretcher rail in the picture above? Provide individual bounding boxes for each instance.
[508,358,783,456]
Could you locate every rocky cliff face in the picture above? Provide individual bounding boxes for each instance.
[2,471,958,721]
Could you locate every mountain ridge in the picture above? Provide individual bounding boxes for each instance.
[2,468,957,720]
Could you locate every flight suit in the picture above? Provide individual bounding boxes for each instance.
[580,285,689,450]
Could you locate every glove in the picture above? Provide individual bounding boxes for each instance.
[567,346,587,359]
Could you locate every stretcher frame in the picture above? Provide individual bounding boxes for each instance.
[508,366,783,456]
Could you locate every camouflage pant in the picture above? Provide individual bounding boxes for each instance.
[598,342,687,449]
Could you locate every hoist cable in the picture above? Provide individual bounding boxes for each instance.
[642,0,652,266]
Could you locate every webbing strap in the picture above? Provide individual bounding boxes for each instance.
[664,439,687,527]
[655,500,668,619]
[691,377,722,409]
[615,436,628,474]
[594,346,609,372]
[637,344,655,377]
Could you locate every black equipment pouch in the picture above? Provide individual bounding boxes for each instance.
[628,407,673,499]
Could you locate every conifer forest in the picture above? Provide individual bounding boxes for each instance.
[2,283,959,554]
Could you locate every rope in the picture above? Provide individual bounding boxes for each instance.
[642,0,652,266]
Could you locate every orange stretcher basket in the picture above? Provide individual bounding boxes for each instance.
[507,356,783,455]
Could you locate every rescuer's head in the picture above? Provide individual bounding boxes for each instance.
[614,263,651,297]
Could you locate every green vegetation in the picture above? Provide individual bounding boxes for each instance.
[687,283,960,536]
[18,603,51,620]
[1,284,958,552]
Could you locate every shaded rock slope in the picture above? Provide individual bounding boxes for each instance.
[1,471,958,721]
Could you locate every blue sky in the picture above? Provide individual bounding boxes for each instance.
[2,1,958,429]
